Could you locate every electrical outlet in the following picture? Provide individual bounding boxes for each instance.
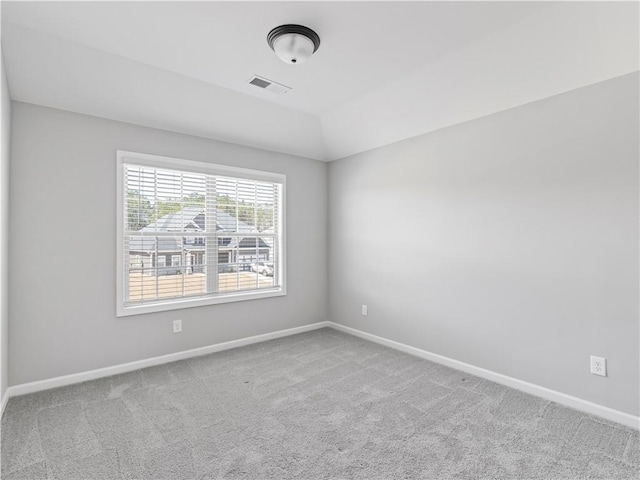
[173,319,182,334]
[361,305,368,316]
[590,355,606,377]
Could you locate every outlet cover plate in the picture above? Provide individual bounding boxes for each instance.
[173,319,182,334]
[590,355,606,377]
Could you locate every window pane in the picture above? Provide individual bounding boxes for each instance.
[215,177,278,234]
[121,158,283,312]
[218,264,238,292]
[128,272,157,303]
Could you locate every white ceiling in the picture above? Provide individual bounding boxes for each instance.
[2,2,638,161]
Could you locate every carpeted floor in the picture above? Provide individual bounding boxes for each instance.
[1,327,638,479]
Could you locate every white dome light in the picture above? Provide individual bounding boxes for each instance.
[267,25,321,65]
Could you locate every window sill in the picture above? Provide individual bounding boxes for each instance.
[117,287,286,317]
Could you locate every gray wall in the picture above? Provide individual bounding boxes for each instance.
[9,102,328,385]
[328,73,639,416]
[1,53,10,398]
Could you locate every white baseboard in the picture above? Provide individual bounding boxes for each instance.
[5,321,330,399]
[1,390,8,417]
[327,322,640,430]
[4,319,638,430]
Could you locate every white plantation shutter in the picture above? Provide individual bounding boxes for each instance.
[117,151,285,316]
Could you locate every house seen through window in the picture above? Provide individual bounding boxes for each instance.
[117,151,285,316]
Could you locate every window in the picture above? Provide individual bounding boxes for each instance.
[117,151,285,316]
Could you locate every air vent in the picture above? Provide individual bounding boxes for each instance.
[247,75,291,95]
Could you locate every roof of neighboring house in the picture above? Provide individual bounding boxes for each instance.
[129,207,269,253]
[141,206,256,233]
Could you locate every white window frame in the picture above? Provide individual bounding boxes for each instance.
[116,150,286,317]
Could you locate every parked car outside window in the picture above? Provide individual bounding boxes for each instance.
[251,262,274,276]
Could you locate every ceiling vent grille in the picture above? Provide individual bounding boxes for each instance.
[247,75,291,95]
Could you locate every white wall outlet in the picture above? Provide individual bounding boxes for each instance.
[173,319,182,334]
[590,355,606,377]
[361,305,368,316]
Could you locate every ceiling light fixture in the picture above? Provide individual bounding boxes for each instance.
[267,24,320,65]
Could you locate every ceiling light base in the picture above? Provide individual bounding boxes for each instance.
[267,24,321,65]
